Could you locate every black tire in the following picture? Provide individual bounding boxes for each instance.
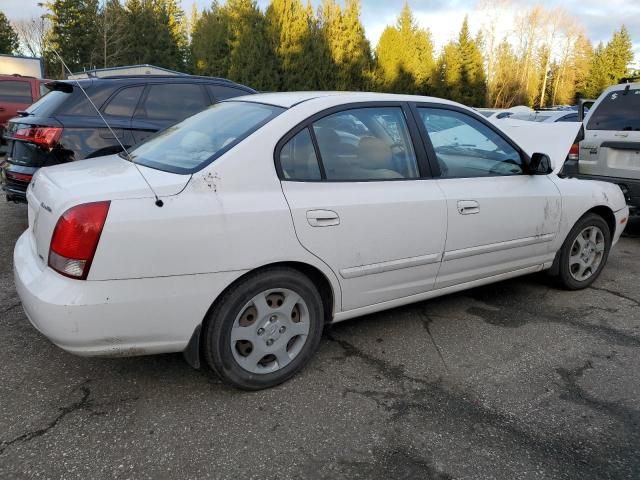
[202,267,324,390]
[556,213,611,290]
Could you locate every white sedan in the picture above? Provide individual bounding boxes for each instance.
[14,92,629,389]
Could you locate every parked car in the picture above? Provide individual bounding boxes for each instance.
[570,82,640,215]
[507,110,579,123]
[0,75,256,202]
[476,105,533,120]
[0,74,50,151]
[14,92,628,390]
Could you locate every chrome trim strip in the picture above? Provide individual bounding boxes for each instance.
[340,252,442,279]
[443,233,555,261]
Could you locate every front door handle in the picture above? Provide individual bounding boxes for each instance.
[306,209,340,227]
[457,200,480,215]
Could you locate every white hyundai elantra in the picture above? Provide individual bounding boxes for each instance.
[14,92,628,389]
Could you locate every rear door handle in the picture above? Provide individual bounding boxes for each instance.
[306,209,340,227]
[457,200,480,215]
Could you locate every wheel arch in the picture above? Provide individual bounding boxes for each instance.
[183,261,337,369]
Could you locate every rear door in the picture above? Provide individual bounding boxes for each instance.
[279,103,447,311]
[130,83,210,145]
[98,85,145,155]
[580,86,640,185]
[413,104,561,289]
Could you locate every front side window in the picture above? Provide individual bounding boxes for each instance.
[138,83,208,122]
[0,80,32,103]
[418,108,523,178]
[280,128,321,180]
[587,89,640,131]
[311,107,419,181]
[128,101,284,174]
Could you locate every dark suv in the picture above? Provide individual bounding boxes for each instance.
[1,75,255,202]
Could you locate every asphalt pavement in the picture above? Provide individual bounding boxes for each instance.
[1,198,639,480]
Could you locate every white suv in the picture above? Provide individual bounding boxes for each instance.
[579,82,640,214]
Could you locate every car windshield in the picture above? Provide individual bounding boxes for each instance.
[126,101,285,174]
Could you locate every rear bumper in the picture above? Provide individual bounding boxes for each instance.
[13,231,246,357]
[573,173,640,214]
[1,162,34,203]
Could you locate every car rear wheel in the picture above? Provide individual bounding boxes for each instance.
[202,267,324,390]
[556,213,611,290]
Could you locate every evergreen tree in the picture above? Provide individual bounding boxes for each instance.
[226,0,278,90]
[436,17,486,105]
[191,1,231,76]
[604,25,634,82]
[45,0,101,73]
[374,2,435,94]
[0,11,19,54]
[267,0,323,90]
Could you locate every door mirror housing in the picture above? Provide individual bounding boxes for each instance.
[529,153,553,175]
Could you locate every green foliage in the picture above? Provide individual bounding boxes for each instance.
[374,3,435,94]
[435,17,486,106]
[0,11,19,54]
[191,1,231,77]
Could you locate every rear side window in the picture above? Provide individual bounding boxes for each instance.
[103,86,144,117]
[280,128,321,180]
[557,113,578,122]
[311,107,419,181]
[587,89,640,131]
[0,80,32,103]
[138,83,208,121]
[207,85,249,102]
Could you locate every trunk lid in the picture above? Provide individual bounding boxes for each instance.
[26,154,190,265]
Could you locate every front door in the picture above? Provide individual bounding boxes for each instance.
[279,105,447,311]
[413,105,562,289]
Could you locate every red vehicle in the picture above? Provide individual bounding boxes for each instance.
[0,75,50,148]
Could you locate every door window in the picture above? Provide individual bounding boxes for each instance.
[280,128,321,180]
[206,85,248,102]
[137,84,208,122]
[103,86,144,117]
[311,107,419,181]
[0,81,32,103]
[418,108,523,178]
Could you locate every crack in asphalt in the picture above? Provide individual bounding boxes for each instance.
[417,308,450,374]
[0,301,21,316]
[326,333,640,479]
[588,285,640,308]
[0,380,140,456]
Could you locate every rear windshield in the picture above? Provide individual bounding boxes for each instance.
[0,80,32,103]
[587,88,640,131]
[26,89,69,116]
[126,101,285,174]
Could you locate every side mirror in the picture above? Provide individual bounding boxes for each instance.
[529,153,553,175]
[578,99,595,122]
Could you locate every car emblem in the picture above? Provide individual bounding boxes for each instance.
[40,201,52,213]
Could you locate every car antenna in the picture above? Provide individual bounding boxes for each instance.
[49,49,164,207]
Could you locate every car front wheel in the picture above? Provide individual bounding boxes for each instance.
[556,213,611,290]
[202,267,324,390]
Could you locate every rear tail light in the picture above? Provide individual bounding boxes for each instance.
[6,171,33,183]
[568,143,579,161]
[14,126,63,149]
[48,201,111,280]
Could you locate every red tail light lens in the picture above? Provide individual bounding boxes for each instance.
[48,201,111,280]
[6,172,33,183]
[14,126,63,149]
[568,143,579,161]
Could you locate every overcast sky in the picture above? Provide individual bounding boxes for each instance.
[2,0,639,65]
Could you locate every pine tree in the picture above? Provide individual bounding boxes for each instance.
[226,0,278,90]
[0,11,19,55]
[44,0,101,73]
[191,1,231,76]
[374,2,435,94]
[604,25,634,82]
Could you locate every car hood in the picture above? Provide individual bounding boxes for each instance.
[491,119,582,174]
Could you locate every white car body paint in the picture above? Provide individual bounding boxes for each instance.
[14,92,629,357]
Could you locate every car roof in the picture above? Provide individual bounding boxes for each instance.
[55,75,255,91]
[233,91,462,108]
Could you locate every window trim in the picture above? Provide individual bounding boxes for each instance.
[409,102,532,178]
[274,101,432,183]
